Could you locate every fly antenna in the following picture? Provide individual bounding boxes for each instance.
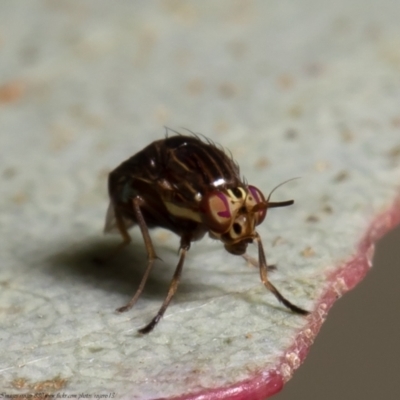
[266,177,300,202]
[252,177,300,212]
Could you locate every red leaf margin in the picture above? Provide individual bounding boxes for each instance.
[153,194,400,400]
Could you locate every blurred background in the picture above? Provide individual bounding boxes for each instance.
[276,225,400,400]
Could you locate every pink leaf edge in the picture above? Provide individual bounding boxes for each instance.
[154,195,400,400]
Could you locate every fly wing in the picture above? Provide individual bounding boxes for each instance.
[104,202,117,233]
[103,202,135,233]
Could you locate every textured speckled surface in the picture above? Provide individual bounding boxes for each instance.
[1,1,400,399]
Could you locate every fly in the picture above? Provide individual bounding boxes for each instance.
[104,134,309,333]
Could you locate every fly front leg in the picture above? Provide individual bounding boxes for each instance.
[255,232,309,315]
[138,236,191,334]
[116,196,158,313]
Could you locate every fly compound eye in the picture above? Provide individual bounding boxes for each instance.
[201,191,233,233]
[248,185,267,225]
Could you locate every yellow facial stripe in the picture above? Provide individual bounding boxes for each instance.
[226,187,246,201]
[164,201,202,223]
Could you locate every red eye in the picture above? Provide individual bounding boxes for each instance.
[200,191,233,233]
[248,185,267,225]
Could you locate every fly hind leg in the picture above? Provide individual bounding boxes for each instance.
[116,196,159,313]
[138,237,190,334]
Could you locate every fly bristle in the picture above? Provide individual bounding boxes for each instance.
[164,126,184,138]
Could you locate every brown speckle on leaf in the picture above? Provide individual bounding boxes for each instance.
[288,104,303,118]
[214,119,230,133]
[0,80,25,104]
[272,236,285,247]
[314,160,330,172]
[322,204,333,214]
[0,305,22,315]
[301,246,315,257]
[227,40,247,59]
[226,1,254,24]
[155,230,172,243]
[304,62,325,77]
[186,78,204,96]
[306,215,319,223]
[3,167,17,179]
[254,156,270,169]
[387,144,400,160]
[11,377,28,389]
[391,117,400,128]
[218,82,237,98]
[132,27,158,68]
[163,0,197,25]
[333,170,349,182]
[11,192,28,205]
[277,74,295,90]
[285,128,298,140]
[0,280,10,288]
[154,104,170,124]
[31,376,67,391]
[69,104,103,128]
[11,376,67,393]
[97,168,109,181]
[340,128,354,143]
[49,124,76,152]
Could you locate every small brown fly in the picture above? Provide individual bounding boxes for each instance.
[104,134,309,333]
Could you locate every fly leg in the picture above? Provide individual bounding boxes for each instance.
[255,232,309,315]
[138,237,190,334]
[116,196,158,313]
[242,253,276,271]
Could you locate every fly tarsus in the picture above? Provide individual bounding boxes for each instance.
[137,241,189,334]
